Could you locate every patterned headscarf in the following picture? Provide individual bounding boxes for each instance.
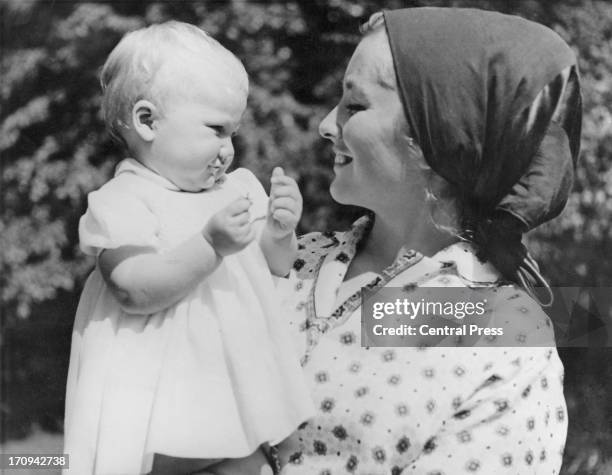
[383,7,582,302]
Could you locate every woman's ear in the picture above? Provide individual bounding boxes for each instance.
[131,100,158,142]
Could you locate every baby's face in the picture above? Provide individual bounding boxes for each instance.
[147,65,247,191]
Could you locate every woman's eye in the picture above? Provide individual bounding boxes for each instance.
[346,104,365,116]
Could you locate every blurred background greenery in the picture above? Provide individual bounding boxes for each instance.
[1,1,611,474]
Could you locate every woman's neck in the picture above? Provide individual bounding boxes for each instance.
[348,207,458,278]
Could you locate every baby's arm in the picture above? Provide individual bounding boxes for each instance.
[99,197,254,314]
[259,168,302,276]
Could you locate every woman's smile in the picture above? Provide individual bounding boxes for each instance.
[333,148,353,167]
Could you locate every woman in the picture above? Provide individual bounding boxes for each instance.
[275,7,581,475]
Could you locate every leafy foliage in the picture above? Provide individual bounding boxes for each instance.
[1,1,611,471]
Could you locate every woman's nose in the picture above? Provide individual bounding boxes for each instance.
[318,107,339,141]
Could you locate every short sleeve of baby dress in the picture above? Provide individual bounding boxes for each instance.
[78,175,161,256]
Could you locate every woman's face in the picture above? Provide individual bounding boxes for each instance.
[319,30,425,211]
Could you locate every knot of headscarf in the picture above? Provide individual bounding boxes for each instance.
[383,7,582,305]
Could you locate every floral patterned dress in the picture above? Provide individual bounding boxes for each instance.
[277,216,567,475]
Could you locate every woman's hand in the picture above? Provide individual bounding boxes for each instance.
[203,448,273,475]
[267,167,303,239]
[203,197,255,256]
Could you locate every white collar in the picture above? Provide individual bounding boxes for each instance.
[114,158,182,191]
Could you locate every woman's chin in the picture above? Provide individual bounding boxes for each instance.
[330,181,360,206]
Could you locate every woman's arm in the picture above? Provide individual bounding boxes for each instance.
[404,341,564,474]
[202,448,273,475]
[403,292,563,473]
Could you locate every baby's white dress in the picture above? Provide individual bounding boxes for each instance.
[63,159,314,475]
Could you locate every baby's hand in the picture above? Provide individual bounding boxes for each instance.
[267,167,303,239]
[203,197,254,256]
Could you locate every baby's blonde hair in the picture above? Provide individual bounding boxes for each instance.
[100,21,248,145]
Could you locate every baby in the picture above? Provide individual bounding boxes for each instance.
[63,21,313,475]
